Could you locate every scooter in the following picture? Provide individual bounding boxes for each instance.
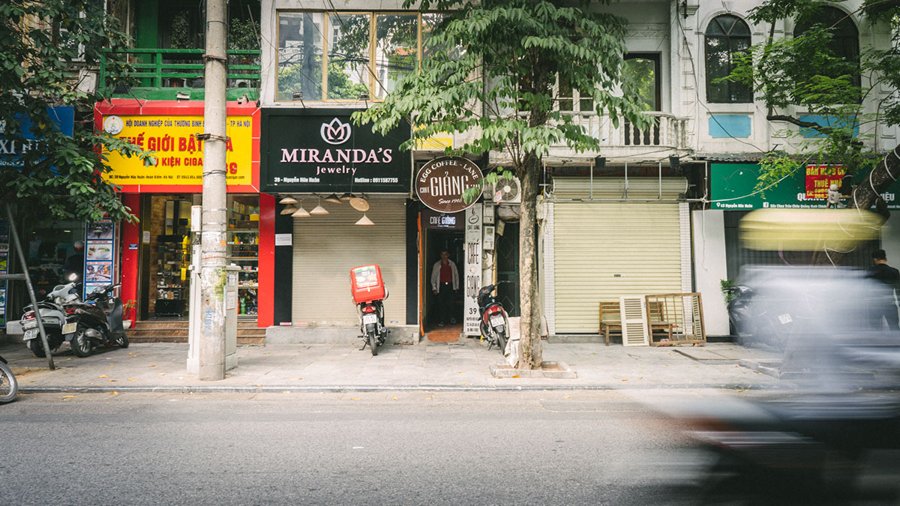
[20,276,81,357]
[350,264,389,356]
[65,283,129,357]
[477,283,510,354]
[357,298,388,356]
[0,354,17,404]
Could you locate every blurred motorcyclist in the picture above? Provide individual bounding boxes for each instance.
[868,249,899,330]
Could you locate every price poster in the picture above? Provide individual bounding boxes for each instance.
[84,220,116,298]
[0,221,8,326]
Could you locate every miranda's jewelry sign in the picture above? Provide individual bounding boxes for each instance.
[416,157,484,214]
[261,108,411,193]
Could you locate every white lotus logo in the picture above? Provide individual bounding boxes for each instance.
[320,118,352,145]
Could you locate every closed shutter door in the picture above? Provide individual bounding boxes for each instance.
[554,202,682,333]
[292,199,406,325]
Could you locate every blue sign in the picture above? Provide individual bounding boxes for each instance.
[0,106,75,168]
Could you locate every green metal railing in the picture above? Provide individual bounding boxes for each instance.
[99,48,261,95]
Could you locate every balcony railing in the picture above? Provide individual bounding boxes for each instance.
[560,111,690,150]
[98,48,261,100]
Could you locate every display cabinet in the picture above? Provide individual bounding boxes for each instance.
[226,197,259,317]
[155,235,189,316]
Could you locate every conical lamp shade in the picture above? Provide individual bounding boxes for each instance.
[355,214,374,226]
[324,193,342,204]
[339,192,354,202]
[291,206,310,218]
[279,196,298,205]
[280,206,298,215]
[310,204,329,216]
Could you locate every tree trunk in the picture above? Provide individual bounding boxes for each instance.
[852,143,900,212]
[516,151,543,369]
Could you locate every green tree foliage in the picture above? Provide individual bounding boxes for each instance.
[730,0,900,213]
[0,0,141,222]
[356,0,646,368]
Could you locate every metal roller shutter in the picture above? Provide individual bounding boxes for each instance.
[553,202,683,333]
[292,198,406,325]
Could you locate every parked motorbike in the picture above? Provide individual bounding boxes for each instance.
[357,299,388,356]
[726,283,794,350]
[0,354,18,404]
[477,283,510,354]
[20,276,80,357]
[350,265,389,356]
[65,283,129,357]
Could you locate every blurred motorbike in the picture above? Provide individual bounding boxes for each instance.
[685,390,900,503]
[0,354,17,403]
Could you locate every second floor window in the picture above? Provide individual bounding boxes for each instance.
[794,6,860,89]
[278,11,435,102]
[705,14,752,104]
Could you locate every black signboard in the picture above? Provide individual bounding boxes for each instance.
[261,108,411,193]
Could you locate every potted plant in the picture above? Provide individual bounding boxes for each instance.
[122,299,137,330]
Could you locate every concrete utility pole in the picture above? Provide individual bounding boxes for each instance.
[198,0,228,380]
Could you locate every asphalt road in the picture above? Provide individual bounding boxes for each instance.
[0,391,704,505]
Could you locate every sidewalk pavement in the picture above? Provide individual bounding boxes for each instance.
[0,337,783,393]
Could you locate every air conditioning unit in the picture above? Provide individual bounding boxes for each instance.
[491,177,522,204]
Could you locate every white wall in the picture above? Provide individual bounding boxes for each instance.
[691,210,730,336]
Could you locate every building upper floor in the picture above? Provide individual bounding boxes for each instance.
[94,0,896,162]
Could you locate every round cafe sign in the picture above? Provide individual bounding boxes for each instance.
[415,157,484,213]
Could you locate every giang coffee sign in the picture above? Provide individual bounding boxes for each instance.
[261,109,411,193]
[416,157,484,213]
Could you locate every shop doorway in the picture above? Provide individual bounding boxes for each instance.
[423,229,464,332]
[495,221,520,317]
[139,195,196,320]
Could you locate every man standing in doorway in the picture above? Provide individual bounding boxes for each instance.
[868,249,900,330]
[431,250,459,327]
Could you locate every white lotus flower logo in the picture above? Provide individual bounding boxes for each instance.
[320,117,352,145]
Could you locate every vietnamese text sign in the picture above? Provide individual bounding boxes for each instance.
[711,163,900,210]
[805,164,845,200]
[0,106,75,168]
[101,115,253,186]
[464,204,483,336]
[261,108,411,193]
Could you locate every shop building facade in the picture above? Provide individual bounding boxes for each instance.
[86,0,898,343]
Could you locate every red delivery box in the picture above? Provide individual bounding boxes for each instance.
[350,264,386,304]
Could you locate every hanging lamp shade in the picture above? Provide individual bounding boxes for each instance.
[324,193,342,204]
[349,196,370,212]
[310,204,329,216]
[339,192,354,202]
[355,214,375,226]
[279,196,298,206]
[291,206,310,218]
[280,206,298,215]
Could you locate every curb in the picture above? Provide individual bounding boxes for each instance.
[18,382,780,394]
